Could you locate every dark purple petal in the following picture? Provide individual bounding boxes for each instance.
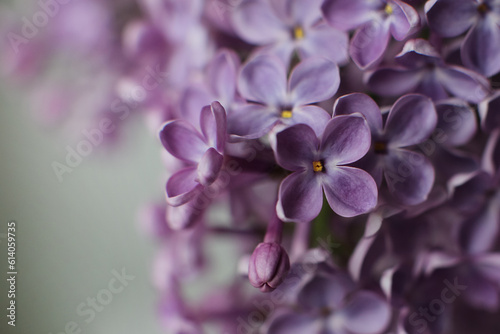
[462,196,500,254]
[321,115,372,165]
[228,104,279,139]
[388,0,420,41]
[197,148,223,186]
[462,17,500,77]
[160,120,208,163]
[365,67,423,97]
[298,23,349,65]
[298,273,356,310]
[383,149,435,205]
[275,123,319,171]
[289,57,340,106]
[475,254,500,284]
[232,0,287,45]
[414,73,450,101]
[435,99,477,146]
[395,38,441,68]
[238,55,287,105]
[322,0,382,31]
[350,19,391,69]
[333,93,383,133]
[332,291,391,334]
[166,167,203,206]
[425,0,477,37]
[200,101,227,152]
[479,91,500,132]
[268,313,323,334]
[385,94,437,147]
[289,105,331,137]
[277,171,324,223]
[322,166,378,217]
[437,65,490,103]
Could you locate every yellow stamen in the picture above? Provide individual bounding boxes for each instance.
[293,26,305,40]
[385,4,393,15]
[313,161,323,172]
[281,110,293,118]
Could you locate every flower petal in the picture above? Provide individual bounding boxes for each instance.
[425,0,477,37]
[322,166,378,217]
[435,99,477,146]
[350,19,391,69]
[270,0,324,27]
[166,167,203,206]
[160,120,207,163]
[289,57,340,106]
[228,104,279,139]
[365,67,423,97]
[290,105,331,137]
[436,65,490,103]
[277,171,324,223]
[238,55,288,105]
[275,123,320,171]
[321,114,372,166]
[333,93,383,135]
[200,101,227,152]
[298,273,356,310]
[298,23,349,65]
[388,0,420,41]
[383,149,435,205]
[206,49,240,103]
[322,0,382,31]
[479,91,500,132]
[333,291,391,334]
[462,17,500,77]
[268,312,324,334]
[385,94,437,148]
[232,0,288,45]
[197,147,223,186]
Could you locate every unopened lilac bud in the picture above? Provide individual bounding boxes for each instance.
[248,242,290,292]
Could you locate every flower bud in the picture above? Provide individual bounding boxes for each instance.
[248,242,290,292]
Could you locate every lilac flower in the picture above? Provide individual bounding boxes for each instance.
[232,0,349,66]
[248,242,291,292]
[322,0,420,69]
[365,39,490,103]
[426,0,500,77]
[230,55,340,139]
[267,271,392,334]
[334,93,437,206]
[275,115,378,223]
[159,102,226,206]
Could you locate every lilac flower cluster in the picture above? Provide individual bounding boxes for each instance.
[5,0,500,333]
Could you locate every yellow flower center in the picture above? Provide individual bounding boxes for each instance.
[313,161,323,172]
[293,26,305,40]
[281,110,293,118]
[385,4,393,15]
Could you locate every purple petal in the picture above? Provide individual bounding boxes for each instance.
[383,149,435,205]
[166,200,204,230]
[350,19,391,69]
[268,313,323,334]
[462,17,500,77]
[200,101,227,152]
[322,0,382,31]
[425,0,476,37]
[414,73,450,101]
[437,65,490,103]
[298,23,349,65]
[228,104,279,139]
[179,85,212,127]
[206,49,240,102]
[322,166,378,217]
[385,94,437,147]
[290,105,331,137]
[277,171,324,223]
[166,167,203,206]
[365,67,423,97]
[298,273,356,310]
[333,93,383,134]
[435,99,477,146]
[197,148,223,186]
[289,57,340,106]
[238,55,287,105]
[321,115,372,165]
[160,120,207,163]
[275,123,319,171]
[475,253,500,284]
[462,196,500,254]
[479,91,500,132]
[232,0,287,45]
[388,0,420,41]
[333,291,391,334]
[270,0,324,27]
